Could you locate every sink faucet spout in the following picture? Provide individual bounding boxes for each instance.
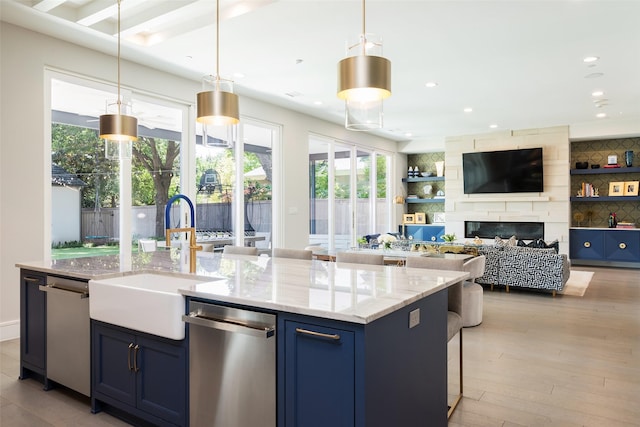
[165,194,201,273]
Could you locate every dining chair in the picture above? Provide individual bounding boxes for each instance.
[335,251,384,265]
[272,248,313,260]
[222,245,259,256]
[405,256,465,418]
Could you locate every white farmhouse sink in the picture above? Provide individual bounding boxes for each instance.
[89,273,213,340]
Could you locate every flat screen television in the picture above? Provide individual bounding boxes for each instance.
[462,147,544,194]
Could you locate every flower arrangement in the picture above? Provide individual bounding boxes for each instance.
[441,233,457,243]
[378,233,398,249]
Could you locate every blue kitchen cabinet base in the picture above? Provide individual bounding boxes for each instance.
[283,320,355,427]
[19,270,48,387]
[92,320,188,427]
[278,288,448,427]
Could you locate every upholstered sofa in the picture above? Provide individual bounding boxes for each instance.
[476,245,570,296]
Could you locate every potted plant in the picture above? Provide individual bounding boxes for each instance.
[441,233,457,243]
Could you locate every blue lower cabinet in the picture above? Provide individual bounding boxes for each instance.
[571,228,640,266]
[19,270,47,381]
[279,289,449,427]
[283,320,355,427]
[401,225,445,242]
[605,230,640,262]
[92,321,187,427]
[570,229,604,260]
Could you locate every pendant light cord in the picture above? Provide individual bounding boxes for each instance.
[215,0,220,90]
[117,0,122,115]
[361,0,366,55]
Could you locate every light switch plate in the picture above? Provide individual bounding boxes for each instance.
[409,308,420,328]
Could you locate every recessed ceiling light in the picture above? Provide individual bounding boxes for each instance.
[463,107,473,113]
[425,82,438,88]
[583,56,599,63]
[596,113,607,118]
[313,100,323,105]
[404,132,413,137]
[233,72,246,79]
[489,124,498,129]
[591,91,604,97]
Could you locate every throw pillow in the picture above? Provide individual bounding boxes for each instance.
[516,238,559,253]
[495,235,517,247]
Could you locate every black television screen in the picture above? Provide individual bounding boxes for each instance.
[462,148,544,194]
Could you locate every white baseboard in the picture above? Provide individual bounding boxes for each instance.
[0,320,20,342]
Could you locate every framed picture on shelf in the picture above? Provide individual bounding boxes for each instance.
[403,214,415,224]
[414,212,426,224]
[433,212,445,223]
[609,181,625,196]
[623,181,639,196]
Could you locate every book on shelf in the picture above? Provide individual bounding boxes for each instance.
[616,222,636,229]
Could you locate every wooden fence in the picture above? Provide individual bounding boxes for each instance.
[80,199,387,242]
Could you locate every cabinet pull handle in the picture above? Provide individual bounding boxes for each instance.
[583,241,591,248]
[295,327,340,341]
[431,236,436,241]
[133,345,140,373]
[619,242,626,250]
[127,343,134,371]
[24,277,40,283]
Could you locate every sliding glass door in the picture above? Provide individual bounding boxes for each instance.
[309,134,392,250]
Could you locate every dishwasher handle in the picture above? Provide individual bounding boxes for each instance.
[39,284,89,299]
[183,312,275,339]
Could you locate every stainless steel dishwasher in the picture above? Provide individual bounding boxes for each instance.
[183,301,276,427]
[40,276,90,396]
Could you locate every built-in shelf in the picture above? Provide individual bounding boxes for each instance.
[570,166,640,175]
[402,176,445,183]
[570,196,640,202]
[405,198,445,204]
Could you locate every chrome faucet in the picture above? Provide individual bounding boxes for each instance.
[165,194,202,273]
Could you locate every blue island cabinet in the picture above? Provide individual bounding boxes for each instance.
[19,270,47,383]
[278,288,449,427]
[91,320,188,427]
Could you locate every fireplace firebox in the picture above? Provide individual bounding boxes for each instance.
[465,221,544,240]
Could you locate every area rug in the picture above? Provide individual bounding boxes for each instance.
[560,270,594,296]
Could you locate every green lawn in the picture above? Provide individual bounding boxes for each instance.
[52,245,131,260]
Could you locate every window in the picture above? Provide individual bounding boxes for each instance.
[309,134,392,250]
[49,74,186,258]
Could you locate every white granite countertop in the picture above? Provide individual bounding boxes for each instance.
[17,250,468,324]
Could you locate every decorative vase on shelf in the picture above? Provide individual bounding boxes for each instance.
[408,166,414,177]
[625,150,634,167]
[435,161,444,177]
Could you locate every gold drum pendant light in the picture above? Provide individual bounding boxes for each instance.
[197,0,239,148]
[100,0,137,156]
[337,0,391,131]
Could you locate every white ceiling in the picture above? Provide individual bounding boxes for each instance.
[3,0,640,145]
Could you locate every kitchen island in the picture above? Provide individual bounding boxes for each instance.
[18,250,468,427]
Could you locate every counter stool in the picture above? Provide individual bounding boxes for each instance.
[462,283,483,327]
[462,255,486,327]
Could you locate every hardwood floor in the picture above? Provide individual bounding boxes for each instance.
[1,266,638,426]
[448,266,640,427]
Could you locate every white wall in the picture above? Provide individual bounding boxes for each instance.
[444,126,571,253]
[0,22,404,339]
[51,186,81,245]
